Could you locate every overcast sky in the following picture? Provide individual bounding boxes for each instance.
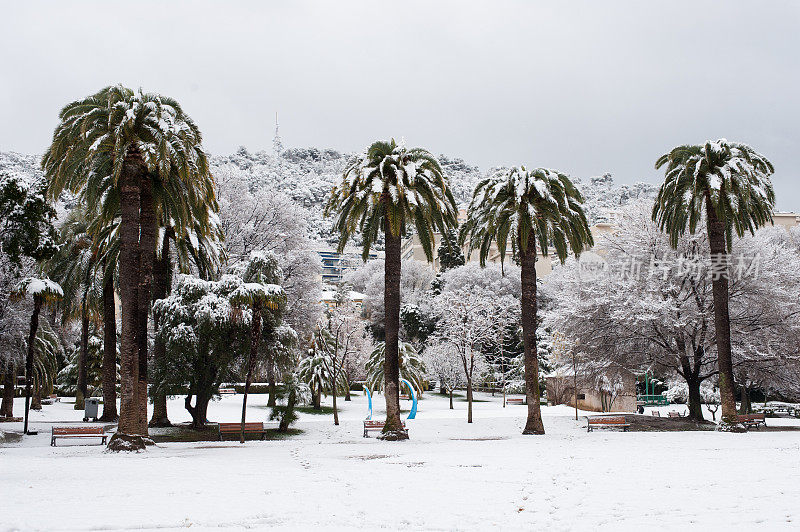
[1,1,798,208]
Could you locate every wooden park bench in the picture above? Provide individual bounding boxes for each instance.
[400,394,410,400]
[219,387,237,395]
[51,426,107,447]
[506,398,525,405]
[363,419,406,438]
[668,411,684,418]
[736,413,766,430]
[587,415,630,432]
[651,410,661,417]
[219,422,267,440]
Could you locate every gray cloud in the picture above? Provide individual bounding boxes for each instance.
[1,1,798,208]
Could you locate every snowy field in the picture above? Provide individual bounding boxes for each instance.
[2,392,800,531]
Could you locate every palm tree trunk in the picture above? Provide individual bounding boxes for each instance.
[266,358,277,407]
[31,372,42,411]
[136,172,156,436]
[99,266,118,421]
[312,387,321,410]
[1,365,14,418]
[24,294,42,434]
[521,236,545,435]
[705,199,739,428]
[278,387,297,433]
[149,231,172,427]
[75,299,89,410]
[240,301,262,443]
[381,228,407,440]
[114,145,145,446]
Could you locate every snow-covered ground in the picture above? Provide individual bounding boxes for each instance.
[2,392,799,531]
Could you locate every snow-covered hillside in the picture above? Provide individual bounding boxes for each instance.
[1,149,656,243]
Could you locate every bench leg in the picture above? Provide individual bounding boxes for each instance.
[51,437,56,447]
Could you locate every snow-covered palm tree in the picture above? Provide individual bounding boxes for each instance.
[652,139,775,429]
[365,341,426,397]
[461,167,592,434]
[43,85,216,448]
[11,277,62,434]
[230,251,287,443]
[325,139,458,440]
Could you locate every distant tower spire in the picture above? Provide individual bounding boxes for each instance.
[273,112,283,156]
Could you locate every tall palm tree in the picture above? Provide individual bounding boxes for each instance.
[325,139,458,440]
[461,166,592,435]
[43,85,214,448]
[652,139,775,429]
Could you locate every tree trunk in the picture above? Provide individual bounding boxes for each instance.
[136,172,156,436]
[312,388,321,410]
[520,236,545,435]
[31,372,43,411]
[705,198,740,430]
[1,366,14,417]
[380,227,408,440]
[24,295,42,434]
[240,301,262,443]
[99,267,118,421]
[679,352,705,422]
[332,381,339,426]
[278,387,296,433]
[266,359,277,407]
[739,384,752,414]
[116,145,145,444]
[75,301,89,410]
[685,375,705,422]
[149,232,172,427]
[466,378,473,423]
[449,388,453,409]
[185,393,211,430]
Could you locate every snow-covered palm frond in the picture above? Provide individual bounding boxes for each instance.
[12,277,63,302]
[460,166,593,266]
[42,84,220,275]
[652,139,775,250]
[324,138,458,262]
[365,341,425,393]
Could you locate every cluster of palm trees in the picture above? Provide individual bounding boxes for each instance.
[40,83,774,446]
[42,85,221,449]
[326,138,775,438]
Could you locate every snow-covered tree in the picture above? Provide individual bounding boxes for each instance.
[350,258,436,340]
[544,201,800,420]
[461,165,593,435]
[423,340,465,409]
[652,139,776,428]
[152,274,249,429]
[315,303,371,424]
[298,329,347,411]
[430,287,519,423]
[11,277,62,432]
[216,167,322,342]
